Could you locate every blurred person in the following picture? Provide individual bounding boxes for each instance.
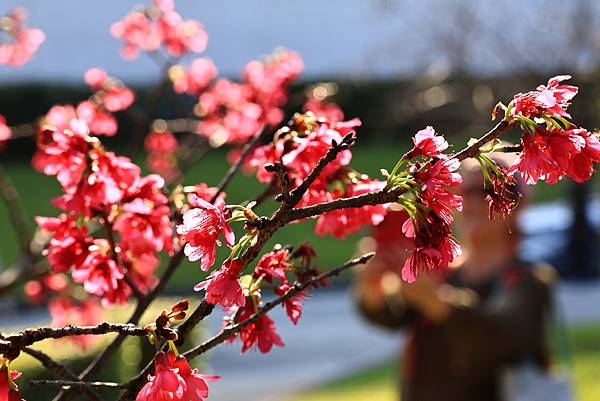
[354,155,557,401]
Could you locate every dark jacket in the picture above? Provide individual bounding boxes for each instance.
[355,262,555,401]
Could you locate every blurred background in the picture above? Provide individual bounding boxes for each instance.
[2,0,600,400]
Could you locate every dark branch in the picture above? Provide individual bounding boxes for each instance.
[451,120,511,161]
[30,380,127,389]
[0,323,148,353]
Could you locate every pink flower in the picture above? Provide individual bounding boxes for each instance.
[414,158,463,225]
[512,75,578,119]
[0,363,23,401]
[171,58,218,96]
[32,122,91,192]
[83,68,135,113]
[401,215,461,283]
[49,297,102,349]
[112,2,207,60]
[76,100,118,136]
[236,304,284,353]
[254,249,290,283]
[158,12,208,57]
[197,49,303,145]
[0,8,45,67]
[172,355,219,401]
[71,243,129,307]
[136,352,187,401]
[145,131,178,153]
[195,259,245,307]
[0,115,11,141]
[36,213,93,273]
[185,183,225,208]
[177,195,235,270]
[303,98,344,122]
[84,68,109,90]
[314,178,387,239]
[509,127,600,185]
[275,285,306,325]
[111,11,162,59]
[407,126,449,159]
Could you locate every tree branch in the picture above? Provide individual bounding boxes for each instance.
[0,323,148,353]
[30,380,127,389]
[118,252,375,401]
[451,119,511,160]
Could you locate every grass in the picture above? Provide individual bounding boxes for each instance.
[287,323,600,401]
[0,141,580,293]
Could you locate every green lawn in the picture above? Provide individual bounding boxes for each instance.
[0,141,579,293]
[287,324,600,401]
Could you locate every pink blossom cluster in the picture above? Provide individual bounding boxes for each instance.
[192,245,321,354]
[246,112,386,238]
[137,351,218,401]
[40,68,135,137]
[196,49,303,145]
[399,127,463,282]
[33,119,173,310]
[144,130,180,182]
[508,76,600,185]
[111,0,207,60]
[0,8,44,66]
[171,58,218,96]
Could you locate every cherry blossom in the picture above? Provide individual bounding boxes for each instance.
[197,49,303,145]
[112,0,207,60]
[254,249,291,283]
[194,259,245,307]
[136,351,187,401]
[407,126,449,159]
[0,363,23,401]
[512,75,578,119]
[232,303,284,354]
[49,297,102,349]
[177,195,235,270]
[171,58,217,96]
[172,354,219,401]
[0,8,45,66]
[0,115,11,141]
[510,127,600,184]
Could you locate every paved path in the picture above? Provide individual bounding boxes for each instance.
[204,282,600,401]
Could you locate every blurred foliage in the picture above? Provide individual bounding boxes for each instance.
[286,323,600,401]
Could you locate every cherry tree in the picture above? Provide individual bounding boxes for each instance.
[0,2,598,401]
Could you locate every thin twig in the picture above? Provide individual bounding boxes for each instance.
[0,163,33,255]
[211,126,270,203]
[451,120,511,161]
[21,348,103,401]
[31,379,127,389]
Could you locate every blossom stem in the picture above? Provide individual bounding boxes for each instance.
[30,379,127,389]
